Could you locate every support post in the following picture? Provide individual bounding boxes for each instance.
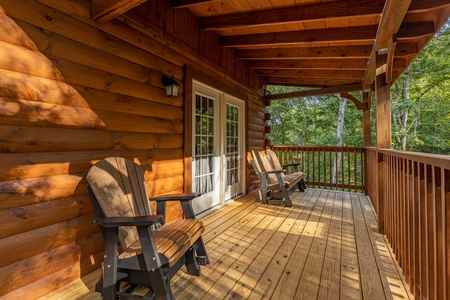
[362,90,372,197]
[362,90,372,147]
[375,49,392,234]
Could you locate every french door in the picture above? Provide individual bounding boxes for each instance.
[191,82,245,215]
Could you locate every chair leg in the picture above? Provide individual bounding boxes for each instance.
[260,188,268,204]
[193,237,209,265]
[256,191,262,202]
[282,188,292,207]
[102,228,119,300]
[148,269,174,300]
[185,247,201,276]
[297,180,305,192]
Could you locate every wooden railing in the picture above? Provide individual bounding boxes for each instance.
[271,146,365,193]
[272,145,450,298]
[374,148,450,300]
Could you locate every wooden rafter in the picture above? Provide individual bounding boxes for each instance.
[237,45,374,60]
[91,0,148,22]
[221,26,378,47]
[257,69,365,80]
[397,21,435,39]
[362,0,412,89]
[170,0,216,9]
[265,77,359,86]
[408,0,450,12]
[265,84,362,100]
[199,0,384,31]
[222,20,432,48]
[236,42,418,60]
[248,59,370,70]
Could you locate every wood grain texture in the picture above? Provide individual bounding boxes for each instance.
[37,190,414,300]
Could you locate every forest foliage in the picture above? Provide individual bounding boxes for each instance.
[267,19,450,155]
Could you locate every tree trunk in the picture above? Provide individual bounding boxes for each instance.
[333,97,347,184]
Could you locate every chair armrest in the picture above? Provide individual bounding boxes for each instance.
[149,193,200,202]
[261,170,285,176]
[282,162,300,167]
[152,193,201,222]
[96,215,163,227]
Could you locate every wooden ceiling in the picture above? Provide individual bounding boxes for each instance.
[93,0,450,93]
[171,0,450,92]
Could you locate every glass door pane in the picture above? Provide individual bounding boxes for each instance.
[226,104,239,187]
[194,94,215,195]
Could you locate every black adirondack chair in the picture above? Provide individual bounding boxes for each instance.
[86,157,209,300]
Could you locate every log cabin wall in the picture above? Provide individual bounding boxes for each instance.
[0,0,266,298]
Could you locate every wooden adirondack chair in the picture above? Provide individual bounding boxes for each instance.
[249,150,306,207]
[265,149,307,191]
[86,157,209,300]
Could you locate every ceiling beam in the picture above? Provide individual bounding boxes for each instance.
[265,77,359,86]
[248,58,369,70]
[91,0,148,22]
[249,57,408,70]
[199,0,384,31]
[170,0,217,8]
[257,69,365,80]
[236,42,418,60]
[222,21,431,49]
[221,26,378,47]
[265,84,362,100]
[408,0,450,12]
[362,0,412,89]
[237,45,373,60]
[397,21,435,39]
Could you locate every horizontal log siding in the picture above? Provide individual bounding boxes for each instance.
[0,0,262,298]
[132,1,252,86]
[247,99,267,192]
[377,149,450,299]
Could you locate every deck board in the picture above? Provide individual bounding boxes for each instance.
[41,189,412,300]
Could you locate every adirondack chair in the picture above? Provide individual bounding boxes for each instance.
[265,149,307,191]
[249,150,306,207]
[86,157,209,300]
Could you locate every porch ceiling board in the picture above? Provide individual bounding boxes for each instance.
[257,69,365,80]
[169,0,450,93]
[91,0,450,93]
[91,0,148,22]
[198,0,385,31]
[236,42,418,60]
[220,26,379,48]
[264,76,360,87]
[247,58,370,70]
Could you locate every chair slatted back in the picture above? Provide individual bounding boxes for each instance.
[266,149,284,172]
[87,157,153,250]
[251,150,277,184]
[250,150,264,174]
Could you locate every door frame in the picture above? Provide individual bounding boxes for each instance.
[184,77,247,216]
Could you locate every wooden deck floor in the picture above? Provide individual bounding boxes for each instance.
[43,189,412,300]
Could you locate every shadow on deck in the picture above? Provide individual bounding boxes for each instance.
[43,189,412,300]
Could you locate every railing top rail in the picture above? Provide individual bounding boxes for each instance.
[377,148,450,169]
[271,145,365,151]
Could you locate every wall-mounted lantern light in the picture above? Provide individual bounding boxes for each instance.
[162,75,180,98]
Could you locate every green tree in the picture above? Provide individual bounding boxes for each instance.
[267,87,362,147]
[391,19,450,153]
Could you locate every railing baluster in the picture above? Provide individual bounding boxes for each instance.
[271,146,366,192]
[328,149,332,189]
[354,149,356,191]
